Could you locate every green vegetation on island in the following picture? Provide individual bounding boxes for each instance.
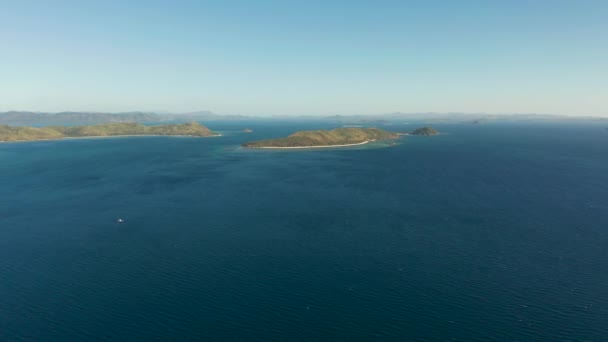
[242,127,399,148]
[0,122,218,142]
[409,126,440,135]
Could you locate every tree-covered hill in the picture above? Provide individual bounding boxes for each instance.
[243,127,398,148]
[0,122,217,142]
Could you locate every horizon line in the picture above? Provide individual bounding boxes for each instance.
[1,110,607,118]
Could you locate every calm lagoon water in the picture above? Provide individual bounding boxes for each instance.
[1,121,608,341]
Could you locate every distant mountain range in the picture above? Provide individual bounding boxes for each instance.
[0,111,247,125]
[1,111,605,126]
[322,112,608,124]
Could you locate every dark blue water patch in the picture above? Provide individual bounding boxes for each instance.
[1,122,608,341]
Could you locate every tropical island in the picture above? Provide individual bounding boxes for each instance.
[409,126,440,135]
[0,122,218,142]
[242,127,399,148]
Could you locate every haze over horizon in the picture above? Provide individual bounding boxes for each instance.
[2,0,606,116]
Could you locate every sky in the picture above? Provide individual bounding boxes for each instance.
[1,0,606,116]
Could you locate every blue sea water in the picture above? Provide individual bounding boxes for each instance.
[1,121,608,341]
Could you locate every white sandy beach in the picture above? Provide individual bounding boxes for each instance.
[252,140,372,149]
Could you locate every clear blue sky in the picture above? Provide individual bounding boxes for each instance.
[1,0,606,116]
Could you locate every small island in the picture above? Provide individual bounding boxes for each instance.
[409,126,440,136]
[0,122,218,142]
[243,128,254,133]
[242,127,399,149]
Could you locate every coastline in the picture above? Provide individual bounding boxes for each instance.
[247,140,372,149]
[0,133,222,143]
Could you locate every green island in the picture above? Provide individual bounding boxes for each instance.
[409,126,440,135]
[0,122,218,142]
[242,127,399,148]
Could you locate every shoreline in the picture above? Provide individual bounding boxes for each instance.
[0,133,222,143]
[247,140,372,149]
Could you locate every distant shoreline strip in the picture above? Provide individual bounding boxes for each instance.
[250,140,371,149]
[0,134,222,143]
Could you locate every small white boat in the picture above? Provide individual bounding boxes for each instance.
[117,218,124,223]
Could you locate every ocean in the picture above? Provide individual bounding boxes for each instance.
[1,121,607,341]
